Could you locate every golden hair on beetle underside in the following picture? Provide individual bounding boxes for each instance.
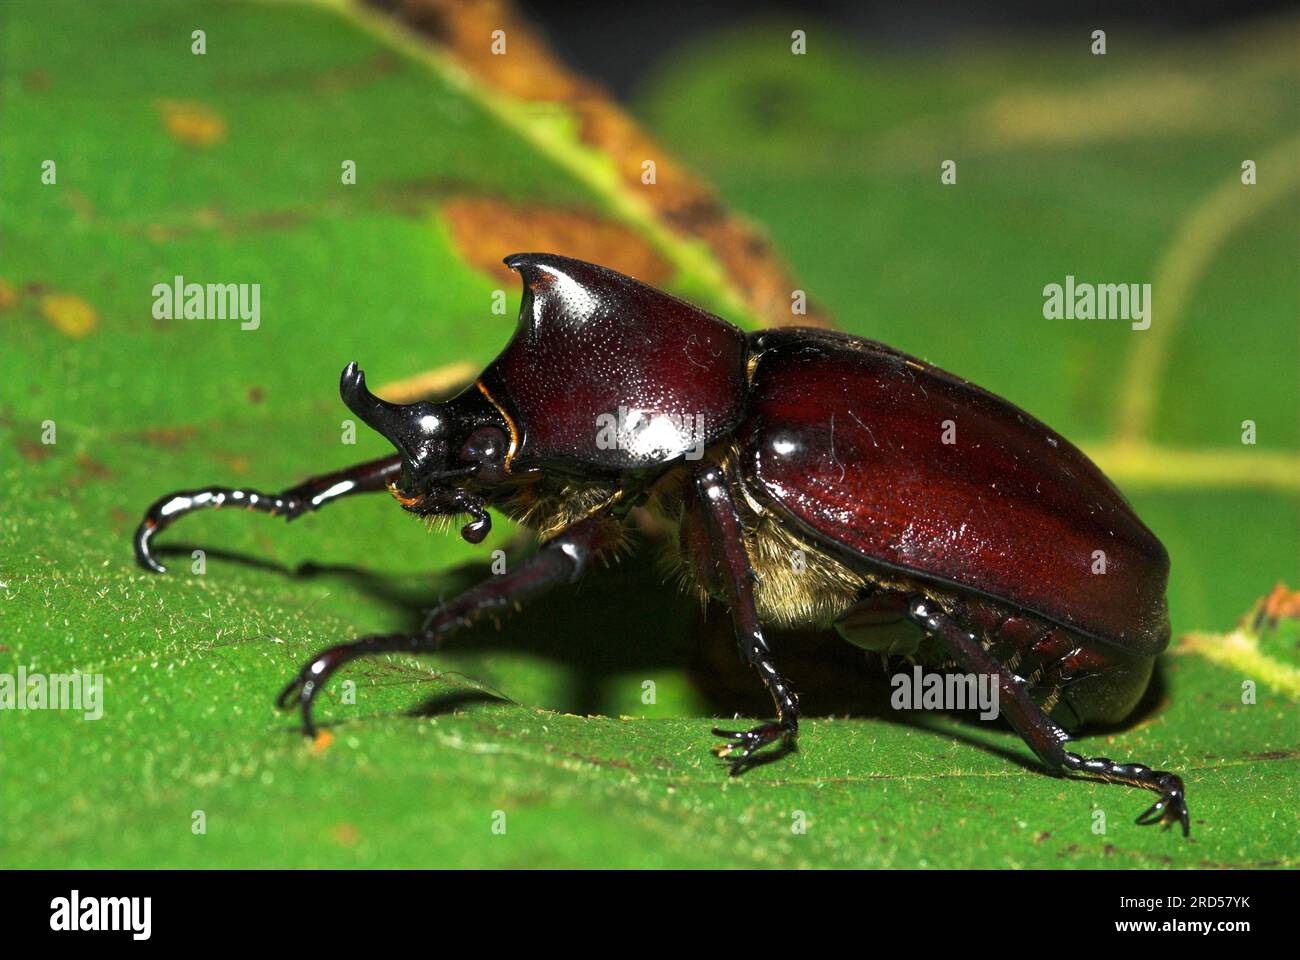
[651,450,867,630]
[499,478,625,542]
[741,502,866,628]
[419,512,460,537]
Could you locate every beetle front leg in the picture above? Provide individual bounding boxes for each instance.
[694,462,799,773]
[906,598,1190,836]
[276,509,622,734]
[133,454,402,573]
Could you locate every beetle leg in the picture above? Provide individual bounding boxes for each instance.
[694,461,799,773]
[907,597,1190,836]
[276,509,622,735]
[133,454,402,573]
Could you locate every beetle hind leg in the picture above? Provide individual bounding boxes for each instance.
[1062,753,1189,836]
[906,597,1190,837]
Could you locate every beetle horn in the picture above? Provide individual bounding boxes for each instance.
[340,362,418,447]
[339,362,453,475]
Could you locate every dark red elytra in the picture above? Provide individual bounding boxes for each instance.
[740,327,1169,653]
[134,252,1187,836]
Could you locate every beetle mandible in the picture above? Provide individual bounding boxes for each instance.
[134,253,1187,835]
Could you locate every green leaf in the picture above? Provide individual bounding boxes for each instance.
[2,2,1296,867]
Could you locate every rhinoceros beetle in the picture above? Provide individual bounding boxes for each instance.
[134,252,1187,835]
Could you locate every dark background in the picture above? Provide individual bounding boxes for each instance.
[520,0,1300,97]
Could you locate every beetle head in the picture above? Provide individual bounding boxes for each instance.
[340,362,506,544]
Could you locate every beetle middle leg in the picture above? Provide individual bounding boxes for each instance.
[134,454,402,573]
[906,597,1190,836]
[276,509,622,734]
[693,461,800,773]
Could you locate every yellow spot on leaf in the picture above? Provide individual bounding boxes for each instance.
[375,361,476,403]
[157,99,227,148]
[442,196,671,287]
[40,292,97,338]
[0,278,16,311]
[312,730,334,753]
[330,822,359,845]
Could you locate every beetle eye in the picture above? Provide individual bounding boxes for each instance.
[460,426,508,481]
